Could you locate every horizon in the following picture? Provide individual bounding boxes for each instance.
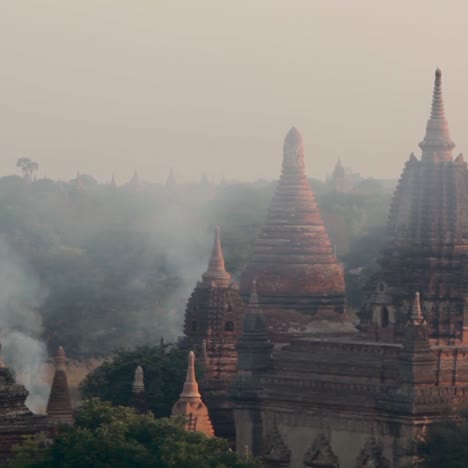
[3,2,468,182]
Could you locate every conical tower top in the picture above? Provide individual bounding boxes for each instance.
[409,292,426,326]
[419,68,455,161]
[201,226,231,287]
[179,351,201,400]
[282,127,305,174]
[248,280,259,307]
[132,366,144,394]
[46,346,73,424]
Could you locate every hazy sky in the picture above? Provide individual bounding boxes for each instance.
[2,1,468,183]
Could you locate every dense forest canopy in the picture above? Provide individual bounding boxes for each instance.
[0,173,394,361]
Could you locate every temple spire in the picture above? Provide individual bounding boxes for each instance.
[408,292,426,326]
[180,351,201,400]
[46,346,73,424]
[282,127,305,174]
[202,226,231,287]
[419,68,455,161]
[171,351,214,436]
[430,68,445,119]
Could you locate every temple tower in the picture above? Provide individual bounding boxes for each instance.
[171,351,214,437]
[363,69,468,345]
[239,127,353,341]
[46,346,73,425]
[131,366,149,414]
[180,226,245,440]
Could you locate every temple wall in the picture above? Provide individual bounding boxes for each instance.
[235,405,418,468]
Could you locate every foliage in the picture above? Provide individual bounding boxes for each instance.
[412,414,468,468]
[16,158,39,180]
[80,344,192,417]
[10,399,260,468]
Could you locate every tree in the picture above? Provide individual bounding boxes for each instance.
[16,158,39,181]
[11,399,259,468]
[80,345,193,417]
[412,415,468,468]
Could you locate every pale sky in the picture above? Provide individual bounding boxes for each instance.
[2,1,468,183]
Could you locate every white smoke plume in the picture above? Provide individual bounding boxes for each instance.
[0,237,48,412]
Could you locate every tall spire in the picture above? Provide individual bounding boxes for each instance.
[202,226,231,287]
[180,351,201,400]
[409,292,425,326]
[282,127,305,174]
[419,68,455,162]
[46,346,73,424]
[171,351,214,436]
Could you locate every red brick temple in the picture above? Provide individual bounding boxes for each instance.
[239,127,355,341]
[232,70,468,467]
[180,226,245,440]
[362,69,468,345]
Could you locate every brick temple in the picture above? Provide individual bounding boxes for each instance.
[179,226,245,440]
[239,127,355,342]
[232,70,468,467]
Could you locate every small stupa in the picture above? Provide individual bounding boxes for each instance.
[171,351,214,437]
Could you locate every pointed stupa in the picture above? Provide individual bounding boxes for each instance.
[132,366,144,394]
[363,70,468,344]
[46,346,73,424]
[240,127,349,339]
[201,226,231,287]
[419,69,455,161]
[131,365,149,413]
[408,292,425,326]
[332,157,346,178]
[171,351,214,436]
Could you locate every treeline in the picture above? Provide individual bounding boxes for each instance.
[0,174,394,356]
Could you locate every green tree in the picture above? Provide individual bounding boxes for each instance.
[80,345,192,417]
[412,414,468,468]
[11,399,259,468]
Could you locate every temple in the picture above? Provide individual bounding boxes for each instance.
[0,345,48,463]
[179,226,245,440]
[239,127,354,341]
[46,346,73,425]
[362,69,468,344]
[171,351,214,437]
[232,70,468,467]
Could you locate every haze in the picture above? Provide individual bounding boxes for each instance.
[2,1,468,183]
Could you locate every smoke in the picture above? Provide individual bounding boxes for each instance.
[0,237,48,412]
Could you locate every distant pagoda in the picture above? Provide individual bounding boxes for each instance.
[239,127,353,341]
[46,346,73,425]
[363,69,468,344]
[180,226,245,440]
